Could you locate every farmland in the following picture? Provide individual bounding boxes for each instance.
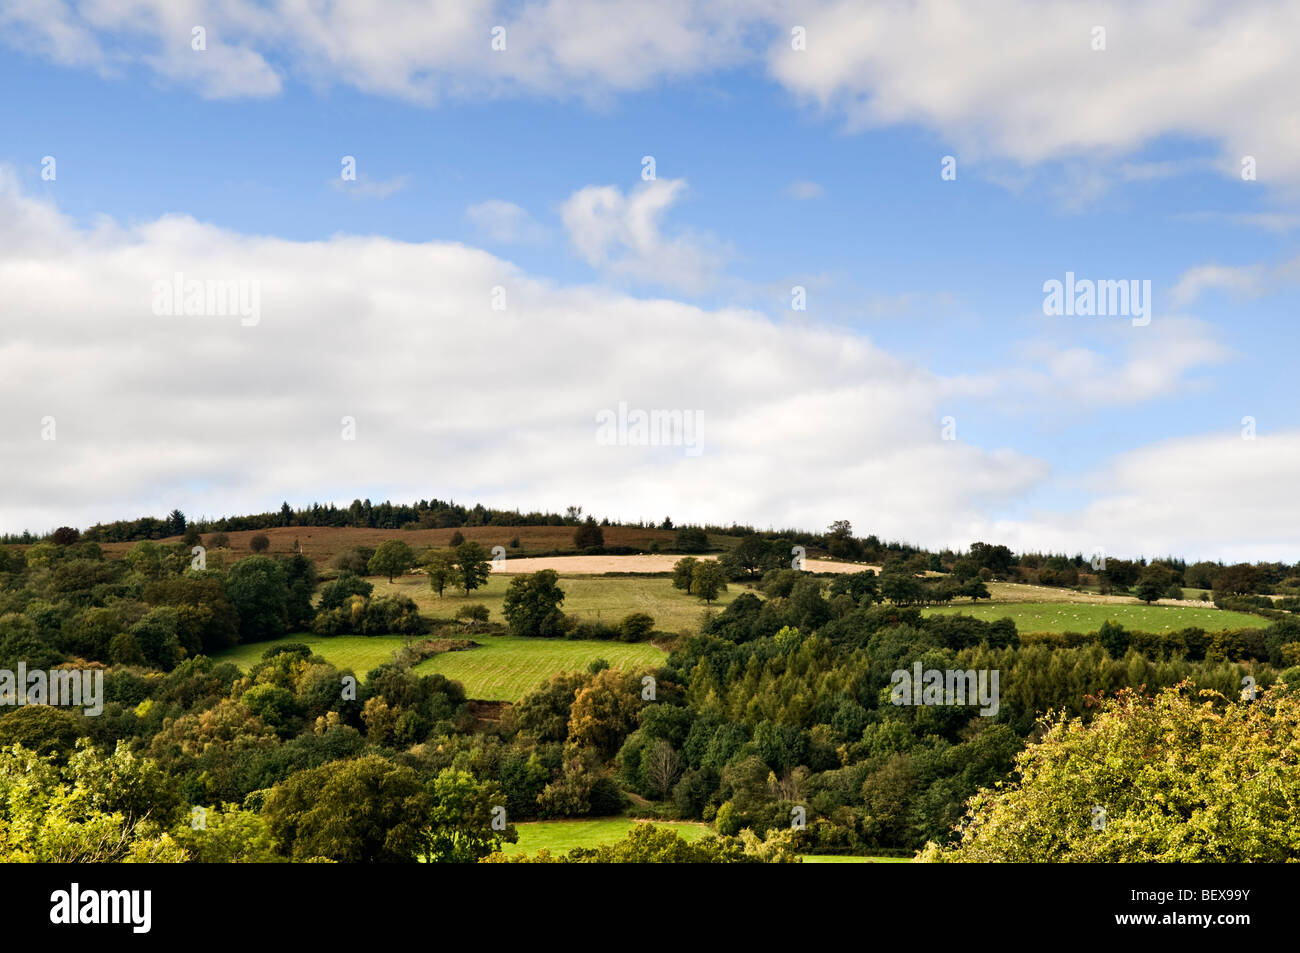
[214,630,664,701]
[499,819,890,863]
[923,601,1268,633]
[371,571,744,635]
[411,633,664,701]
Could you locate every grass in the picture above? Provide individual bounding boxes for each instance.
[412,633,664,701]
[373,572,745,635]
[924,601,1268,633]
[501,818,909,863]
[213,633,408,675]
[501,818,711,855]
[214,631,663,701]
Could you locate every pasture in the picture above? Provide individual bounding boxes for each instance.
[924,601,1267,633]
[214,630,663,700]
[499,819,894,863]
[372,571,743,635]
[411,633,664,701]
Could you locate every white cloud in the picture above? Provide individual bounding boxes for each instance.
[767,0,1300,189]
[560,178,727,292]
[0,171,1041,547]
[1009,317,1230,405]
[10,1,1300,195]
[465,199,548,244]
[976,431,1300,563]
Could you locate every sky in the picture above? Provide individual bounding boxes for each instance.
[0,0,1298,563]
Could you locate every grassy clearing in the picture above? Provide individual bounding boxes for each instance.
[924,601,1267,633]
[411,633,664,701]
[501,818,908,863]
[373,572,744,635]
[213,631,663,700]
[501,818,711,855]
[213,633,405,675]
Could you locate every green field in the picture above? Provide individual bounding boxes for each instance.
[372,573,743,635]
[501,818,904,862]
[502,818,712,855]
[924,601,1267,633]
[214,633,410,675]
[412,633,664,701]
[214,631,664,701]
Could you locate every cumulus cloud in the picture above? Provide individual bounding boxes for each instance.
[0,174,1293,559]
[10,2,1300,190]
[560,178,727,292]
[0,171,1048,547]
[972,430,1300,563]
[1008,317,1230,405]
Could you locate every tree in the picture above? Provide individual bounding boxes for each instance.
[728,535,771,578]
[50,526,80,546]
[573,517,604,551]
[960,578,990,602]
[691,560,727,604]
[644,739,681,799]
[1135,565,1173,604]
[279,501,293,527]
[675,526,708,553]
[368,539,415,583]
[568,668,642,757]
[671,557,699,593]
[249,533,270,554]
[263,755,431,862]
[167,509,187,536]
[224,555,289,643]
[423,550,457,598]
[503,570,566,638]
[454,541,492,594]
[935,685,1300,862]
[422,768,517,863]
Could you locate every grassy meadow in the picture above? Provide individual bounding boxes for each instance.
[372,571,743,635]
[411,633,664,701]
[924,601,1267,633]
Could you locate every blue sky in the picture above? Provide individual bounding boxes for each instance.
[1,1,1298,562]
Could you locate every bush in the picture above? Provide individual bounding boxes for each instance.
[206,532,230,549]
[249,533,270,554]
[618,613,656,642]
[455,604,490,623]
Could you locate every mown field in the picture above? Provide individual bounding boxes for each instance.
[214,633,410,674]
[499,818,890,863]
[411,634,664,701]
[214,631,663,701]
[372,572,744,635]
[924,601,1267,633]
